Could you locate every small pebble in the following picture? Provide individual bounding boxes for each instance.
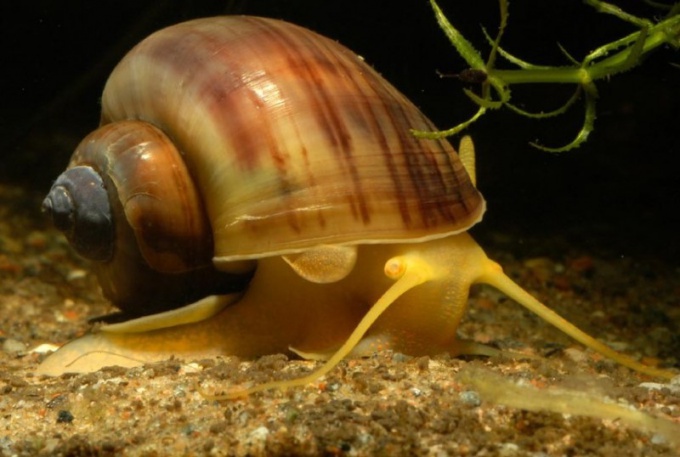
[56,410,74,424]
[249,426,269,443]
[639,382,680,394]
[29,343,59,354]
[67,269,88,281]
[391,352,409,363]
[459,390,481,407]
[179,362,203,374]
[563,347,588,364]
[498,442,519,456]
[2,338,26,355]
[651,434,667,445]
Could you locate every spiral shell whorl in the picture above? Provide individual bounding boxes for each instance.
[42,166,112,261]
[101,16,485,262]
[55,121,253,313]
[69,121,215,273]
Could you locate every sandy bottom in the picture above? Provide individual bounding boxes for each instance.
[1,183,679,456]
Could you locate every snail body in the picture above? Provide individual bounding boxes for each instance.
[38,17,673,385]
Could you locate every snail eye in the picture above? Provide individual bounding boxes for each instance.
[43,166,114,261]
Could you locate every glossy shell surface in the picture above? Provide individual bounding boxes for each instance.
[101,16,485,261]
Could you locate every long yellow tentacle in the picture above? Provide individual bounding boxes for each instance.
[478,259,676,379]
[202,255,432,400]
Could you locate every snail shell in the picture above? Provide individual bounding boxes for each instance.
[44,16,484,314]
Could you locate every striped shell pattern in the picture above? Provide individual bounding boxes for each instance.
[98,16,485,264]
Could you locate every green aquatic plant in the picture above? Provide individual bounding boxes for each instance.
[415,0,680,152]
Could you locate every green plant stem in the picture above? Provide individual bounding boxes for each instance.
[587,22,678,77]
[421,0,679,151]
[489,15,678,85]
[490,68,589,84]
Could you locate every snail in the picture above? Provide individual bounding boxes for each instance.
[38,16,674,392]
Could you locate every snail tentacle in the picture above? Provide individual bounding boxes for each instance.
[205,252,433,400]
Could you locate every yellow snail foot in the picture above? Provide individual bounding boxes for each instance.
[35,333,160,376]
[36,294,241,376]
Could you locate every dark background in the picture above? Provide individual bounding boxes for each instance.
[2,0,679,262]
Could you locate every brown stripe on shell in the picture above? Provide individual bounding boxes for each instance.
[274,20,415,227]
[374,84,477,228]
[241,17,367,228]
[277,18,479,230]
[318,40,474,230]
[99,16,485,260]
[259,18,371,224]
[133,18,298,181]
[327,55,412,226]
[129,18,308,232]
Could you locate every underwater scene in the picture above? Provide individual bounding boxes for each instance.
[1,1,679,455]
